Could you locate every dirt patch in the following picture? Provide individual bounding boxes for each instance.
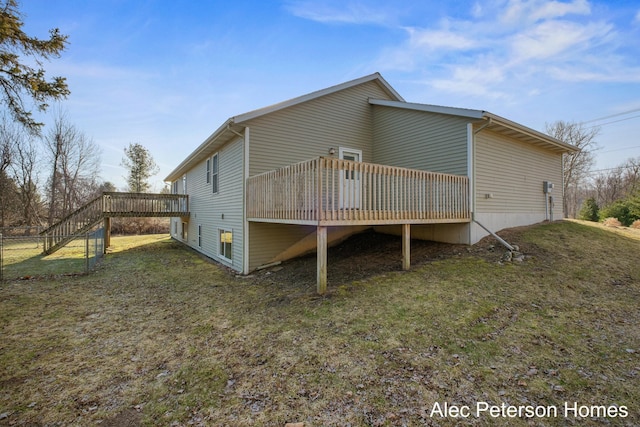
[100,408,142,427]
[247,228,515,289]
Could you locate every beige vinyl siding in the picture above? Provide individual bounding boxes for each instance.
[180,137,245,272]
[248,223,317,271]
[475,129,563,217]
[246,80,393,176]
[372,106,469,175]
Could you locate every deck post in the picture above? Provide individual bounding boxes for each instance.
[402,223,410,271]
[317,225,327,295]
[104,216,111,253]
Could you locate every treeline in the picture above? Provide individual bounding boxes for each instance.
[0,113,108,229]
[577,157,640,227]
[0,114,166,234]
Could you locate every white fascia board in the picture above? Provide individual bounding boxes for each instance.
[484,112,579,153]
[164,118,235,182]
[369,99,485,119]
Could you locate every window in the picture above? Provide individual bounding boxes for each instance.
[212,153,219,194]
[219,228,232,261]
[173,220,178,235]
[206,158,211,184]
[172,181,178,194]
[198,225,202,247]
[182,174,187,194]
[181,222,187,240]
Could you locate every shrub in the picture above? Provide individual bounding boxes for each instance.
[578,197,599,222]
[602,217,622,227]
[599,200,634,226]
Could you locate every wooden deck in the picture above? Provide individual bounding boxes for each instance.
[247,157,471,294]
[41,192,189,254]
[247,157,470,226]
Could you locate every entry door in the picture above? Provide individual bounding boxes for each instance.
[339,147,362,209]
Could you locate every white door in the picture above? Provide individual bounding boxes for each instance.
[339,147,362,209]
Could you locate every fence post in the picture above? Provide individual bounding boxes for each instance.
[0,233,3,281]
[85,232,89,273]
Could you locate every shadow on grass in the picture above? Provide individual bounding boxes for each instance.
[1,239,88,280]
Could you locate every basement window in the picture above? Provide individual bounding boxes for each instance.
[219,228,232,261]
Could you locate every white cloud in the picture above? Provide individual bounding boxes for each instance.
[406,27,478,51]
[499,0,590,26]
[431,62,509,99]
[373,0,639,102]
[284,0,392,25]
[509,20,613,62]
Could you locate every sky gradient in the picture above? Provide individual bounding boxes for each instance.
[19,0,640,190]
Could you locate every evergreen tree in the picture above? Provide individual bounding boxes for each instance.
[578,197,599,222]
[0,0,69,134]
[121,143,159,193]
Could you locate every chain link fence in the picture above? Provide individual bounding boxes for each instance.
[0,227,105,281]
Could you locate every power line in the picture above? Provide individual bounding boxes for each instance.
[585,114,640,129]
[582,107,640,124]
[585,164,639,175]
[598,145,640,154]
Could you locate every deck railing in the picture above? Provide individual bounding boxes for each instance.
[41,192,189,254]
[247,157,470,225]
[102,192,188,217]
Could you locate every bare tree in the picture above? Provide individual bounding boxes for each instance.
[546,121,599,218]
[44,111,101,225]
[0,115,22,227]
[11,135,43,228]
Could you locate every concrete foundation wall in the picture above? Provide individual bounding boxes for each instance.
[374,223,471,244]
[470,212,548,244]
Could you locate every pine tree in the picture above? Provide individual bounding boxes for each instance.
[0,0,69,134]
[121,143,159,193]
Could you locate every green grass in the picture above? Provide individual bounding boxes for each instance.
[0,222,639,426]
[1,234,101,279]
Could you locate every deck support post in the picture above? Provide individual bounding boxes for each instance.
[104,216,111,253]
[317,225,327,295]
[402,223,410,271]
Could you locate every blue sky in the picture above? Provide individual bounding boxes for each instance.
[20,0,640,190]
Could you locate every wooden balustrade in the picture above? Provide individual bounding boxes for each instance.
[102,192,188,217]
[247,157,470,226]
[41,192,189,254]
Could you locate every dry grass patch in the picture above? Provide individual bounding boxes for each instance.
[1,222,639,426]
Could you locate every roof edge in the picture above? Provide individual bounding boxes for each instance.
[164,118,234,182]
[370,98,485,119]
[484,113,579,153]
[234,72,404,123]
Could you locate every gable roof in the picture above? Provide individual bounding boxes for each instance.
[165,73,402,182]
[369,99,578,154]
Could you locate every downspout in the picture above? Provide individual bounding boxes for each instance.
[226,123,251,275]
[473,219,516,252]
[470,118,517,252]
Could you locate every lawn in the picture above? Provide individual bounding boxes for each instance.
[0,221,638,426]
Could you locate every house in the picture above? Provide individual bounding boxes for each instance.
[165,73,577,293]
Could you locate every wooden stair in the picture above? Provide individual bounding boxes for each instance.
[40,192,189,255]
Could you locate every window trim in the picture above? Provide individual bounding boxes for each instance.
[219,228,232,262]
